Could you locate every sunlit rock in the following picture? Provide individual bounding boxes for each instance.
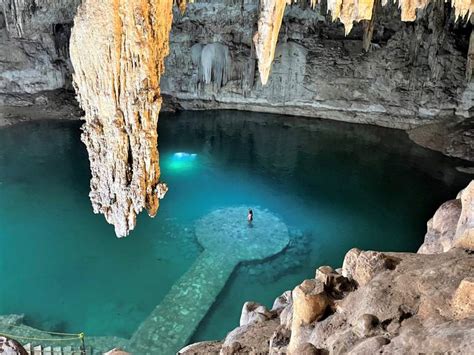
[454,180,474,250]
[419,180,474,253]
[289,279,329,353]
[452,277,474,319]
[70,0,173,237]
[418,199,462,253]
[342,250,400,286]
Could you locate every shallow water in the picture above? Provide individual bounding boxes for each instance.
[0,111,470,348]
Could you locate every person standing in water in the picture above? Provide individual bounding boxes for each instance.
[248,209,253,224]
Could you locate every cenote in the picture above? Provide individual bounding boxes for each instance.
[0,111,471,350]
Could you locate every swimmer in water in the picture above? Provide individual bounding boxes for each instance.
[248,209,253,224]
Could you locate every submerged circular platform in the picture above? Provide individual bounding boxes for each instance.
[195,206,290,262]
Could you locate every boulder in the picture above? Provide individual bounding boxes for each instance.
[342,248,361,279]
[315,265,355,299]
[343,250,400,286]
[240,301,272,326]
[418,199,462,254]
[222,318,279,354]
[315,265,335,284]
[454,181,474,250]
[354,314,379,337]
[452,277,474,319]
[289,279,330,354]
[292,279,330,325]
[419,181,474,254]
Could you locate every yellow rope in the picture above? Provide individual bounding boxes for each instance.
[0,332,81,342]
[0,323,80,337]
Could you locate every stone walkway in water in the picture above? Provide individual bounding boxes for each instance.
[129,207,289,354]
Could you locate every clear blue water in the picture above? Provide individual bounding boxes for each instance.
[0,110,471,345]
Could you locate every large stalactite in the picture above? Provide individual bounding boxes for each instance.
[70,0,173,237]
[254,0,474,84]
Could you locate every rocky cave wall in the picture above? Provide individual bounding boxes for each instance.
[0,0,472,127]
[162,0,473,128]
[0,0,80,106]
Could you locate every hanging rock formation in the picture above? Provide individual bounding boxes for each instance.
[70,0,173,237]
[253,0,289,85]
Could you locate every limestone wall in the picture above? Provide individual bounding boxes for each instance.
[162,1,472,128]
[0,0,472,128]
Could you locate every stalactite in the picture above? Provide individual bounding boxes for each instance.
[362,0,380,52]
[175,0,193,14]
[253,0,291,85]
[452,0,473,21]
[70,0,173,237]
[200,43,232,88]
[327,0,375,35]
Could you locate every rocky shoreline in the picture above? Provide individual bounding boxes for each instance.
[0,89,82,128]
[180,181,474,354]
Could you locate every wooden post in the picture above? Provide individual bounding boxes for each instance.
[362,0,381,52]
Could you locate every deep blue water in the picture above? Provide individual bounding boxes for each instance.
[0,110,470,346]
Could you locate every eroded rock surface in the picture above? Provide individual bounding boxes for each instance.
[163,1,473,128]
[1,0,473,131]
[69,0,173,237]
[419,180,474,253]
[182,247,474,354]
[408,119,474,161]
[0,0,80,94]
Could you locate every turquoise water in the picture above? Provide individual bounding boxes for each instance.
[0,111,471,345]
